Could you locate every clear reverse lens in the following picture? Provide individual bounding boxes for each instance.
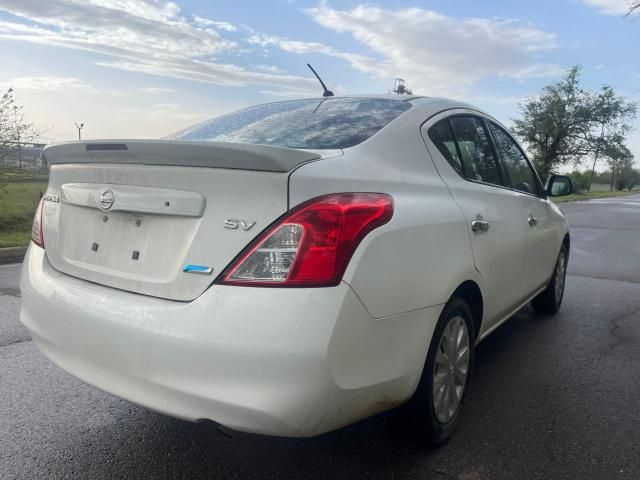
[227,224,304,282]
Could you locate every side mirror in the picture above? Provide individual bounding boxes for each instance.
[545,175,574,197]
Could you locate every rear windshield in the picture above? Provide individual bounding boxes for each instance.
[170,97,412,149]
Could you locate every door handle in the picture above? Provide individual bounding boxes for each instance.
[528,216,538,227]
[471,220,490,233]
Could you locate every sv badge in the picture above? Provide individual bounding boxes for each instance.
[224,219,256,231]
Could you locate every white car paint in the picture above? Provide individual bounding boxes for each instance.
[421,108,564,334]
[20,95,570,437]
[41,163,289,300]
[21,246,442,436]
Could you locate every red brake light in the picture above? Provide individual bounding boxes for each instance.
[31,198,45,249]
[217,193,394,287]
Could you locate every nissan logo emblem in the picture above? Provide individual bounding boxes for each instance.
[99,189,115,210]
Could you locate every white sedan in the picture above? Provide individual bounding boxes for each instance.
[20,95,573,445]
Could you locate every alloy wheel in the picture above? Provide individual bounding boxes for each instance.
[554,250,567,304]
[432,315,470,424]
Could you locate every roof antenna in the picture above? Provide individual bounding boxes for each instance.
[307,63,334,97]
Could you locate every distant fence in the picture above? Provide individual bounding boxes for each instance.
[0,142,47,170]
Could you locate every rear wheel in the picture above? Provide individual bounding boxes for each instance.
[408,296,475,446]
[531,243,568,315]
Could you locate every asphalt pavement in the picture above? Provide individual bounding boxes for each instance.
[1,194,640,480]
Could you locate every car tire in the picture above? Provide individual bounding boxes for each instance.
[407,296,475,446]
[531,243,568,315]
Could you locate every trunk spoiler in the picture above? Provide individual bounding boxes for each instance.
[42,140,322,173]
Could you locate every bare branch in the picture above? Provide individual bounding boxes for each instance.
[0,87,43,168]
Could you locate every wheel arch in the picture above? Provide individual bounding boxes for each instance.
[451,280,484,341]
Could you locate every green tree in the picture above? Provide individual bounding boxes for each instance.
[593,170,612,186]
[0,87,38,168]
[605,145,633,190]
[613,155,639,191]
[512,66,637,181]
[588,87,637,190]
[567,169,591,192]
[627,169,640,191]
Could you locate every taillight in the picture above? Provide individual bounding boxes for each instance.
[31,198,45,248]
[217,193,394,287]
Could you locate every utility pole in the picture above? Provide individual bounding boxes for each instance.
[75,122,84,141]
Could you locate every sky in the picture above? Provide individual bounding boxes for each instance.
[0,0,639,167]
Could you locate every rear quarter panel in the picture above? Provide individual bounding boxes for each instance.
[289,115,481,319]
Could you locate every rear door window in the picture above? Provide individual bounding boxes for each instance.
[448,117,502,186]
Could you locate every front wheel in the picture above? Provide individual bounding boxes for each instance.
[531,243,568,315]
[407,296,475,446]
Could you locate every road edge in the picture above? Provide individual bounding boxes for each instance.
[0,246,27,265]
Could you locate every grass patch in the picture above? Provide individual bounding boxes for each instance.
[552,190,639,203]
[551,190,638,203]
[0,181,47,248]
[0,168,48,183]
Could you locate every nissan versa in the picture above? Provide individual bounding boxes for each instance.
[20,95,573,445]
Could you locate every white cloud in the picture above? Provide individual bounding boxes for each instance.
[153,102,180,109]
[293,4,562,96]
[0,1,566,100]
[139,86,175,94]
[579,0,636,15]
[192,15,236,32]
[0,0,316,94]
[501,64,565,81]
[0,0,235,57]
[248,33,375,73]
[0,76,92,91]
[251,64,287,74]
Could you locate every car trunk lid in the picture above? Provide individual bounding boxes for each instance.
[41,140,327,301]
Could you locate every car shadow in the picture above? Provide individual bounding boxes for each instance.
[60,406,440,479]
[474,306,540,368]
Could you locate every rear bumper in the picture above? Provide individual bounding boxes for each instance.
[20,246,442,437]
